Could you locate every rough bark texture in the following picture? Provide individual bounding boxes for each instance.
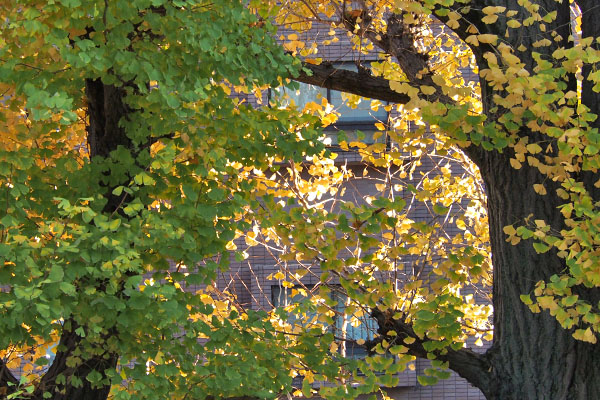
[296,0,600,399]
[477,2,600,398]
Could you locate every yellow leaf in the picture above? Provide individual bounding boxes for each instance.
[533,38,552,48]
[507,19,521,29]
[502,52,522,66]
[478,34,498,44]
[506,10,519,17]
[420,85,436,95]
[503,225,516,235]
[526,143,542,154]
[375,183,387,191]
[533,184,547,195]
[482,15,498,24]
[509,158,522,169]
[482,6,506,14]
[573,327,597,344]
[465,35,479,46]
[321,112,338,126]
[447,19,460,29]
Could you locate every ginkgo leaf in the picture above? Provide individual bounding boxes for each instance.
[420,85,437,95]
[482,15,498,24]
[507,20,522,28]
[533,184,547,195]
[478,34,498,44]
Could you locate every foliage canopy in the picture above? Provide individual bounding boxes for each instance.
[2,0,600,399]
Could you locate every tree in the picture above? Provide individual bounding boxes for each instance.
[0,1,324,399]
[254,0,600,399]
[3,0,600,399]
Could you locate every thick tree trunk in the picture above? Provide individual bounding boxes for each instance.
[481,150,600,399]
[475,2,600,397]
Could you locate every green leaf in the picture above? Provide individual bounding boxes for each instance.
[533,242,550,253]
[109,218,121,231]
[417,375,438,385]
[433,204,449,215]
[59,282,76,296]
[49,265,64,282]
[520,294,533,305]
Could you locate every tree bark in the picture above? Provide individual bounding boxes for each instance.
[481,150,600,399]
[475,3,600,396]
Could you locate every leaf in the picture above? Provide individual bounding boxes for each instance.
[503,225,517,235]
[478,34,498,44]
[509,158,522,169]
[417,375,438,385]
[520,294,533,305]
[49,265,64,282]
[482,15,498,24]
[465,35,479,46]
[507,20,522,28]
[59,282,76,296]
[573,328,597,344]
[533,184,547,195]
[134,172,155,186]
[533,242,550,254]
[526,143,542,154]
[108,218,121,231]
[433,204,449,215]
[420,85,436,95]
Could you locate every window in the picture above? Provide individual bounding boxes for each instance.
[270,63,388,147]
[272,285,377,359]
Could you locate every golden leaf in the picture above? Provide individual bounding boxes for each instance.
[507,20,522,28]
[509,158,522,169]
[478,34,498,44]
[533,184,547,195]
[482,15,498,24]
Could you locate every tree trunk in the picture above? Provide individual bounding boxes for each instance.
[28,79,134,400]
[33,321,117,400]
[481,150,600,399]
[475,1,600,397]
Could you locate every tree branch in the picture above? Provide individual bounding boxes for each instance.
[291,10,487,165]
[370,308,493,396]
[295,62,410,104]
